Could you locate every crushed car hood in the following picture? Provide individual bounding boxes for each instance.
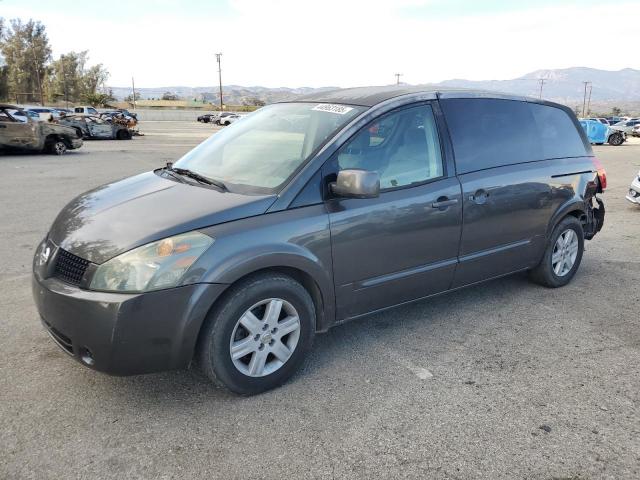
[49,171,277,264]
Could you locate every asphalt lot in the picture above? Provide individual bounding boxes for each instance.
[1,122,639,479]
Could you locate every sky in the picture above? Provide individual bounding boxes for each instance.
[2,0,639,88]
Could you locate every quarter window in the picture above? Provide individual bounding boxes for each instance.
[337,105,444,190]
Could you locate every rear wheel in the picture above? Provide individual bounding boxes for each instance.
[608,132,624,146]
[529,216,584,288]
[197,273,315,395]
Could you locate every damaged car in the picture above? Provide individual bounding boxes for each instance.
[0,104,82,155]
[626,170,640,206]
[59,114,132,140]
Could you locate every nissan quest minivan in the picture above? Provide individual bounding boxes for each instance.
[33,87,606,394]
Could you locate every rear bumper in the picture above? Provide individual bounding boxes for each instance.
[32,274,227,375]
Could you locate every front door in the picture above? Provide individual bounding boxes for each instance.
[0,112,39,150]
[87,119,115,138]
[326,103,462,320]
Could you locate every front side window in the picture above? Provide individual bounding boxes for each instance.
[337,104,444,189]
[174,102,365,194]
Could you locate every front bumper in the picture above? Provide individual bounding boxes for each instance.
[626,178,640,205]
[32,273,226,375]
[69,137,83,149]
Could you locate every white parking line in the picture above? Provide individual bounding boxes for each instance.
[388,351,434,380]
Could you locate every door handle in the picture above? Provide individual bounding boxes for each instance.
[431,197,458,209]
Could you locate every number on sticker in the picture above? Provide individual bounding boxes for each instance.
[311,104,354,115]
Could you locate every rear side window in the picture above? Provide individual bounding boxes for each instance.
[441,99,587,174]
[530,103,587,160]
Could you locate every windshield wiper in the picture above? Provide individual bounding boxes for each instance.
[165,163,227,191]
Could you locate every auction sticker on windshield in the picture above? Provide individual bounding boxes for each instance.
[312,104,354,115]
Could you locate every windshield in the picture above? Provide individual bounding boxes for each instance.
[173,102,365,193]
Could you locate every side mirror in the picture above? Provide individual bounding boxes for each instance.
[330,169,380,199]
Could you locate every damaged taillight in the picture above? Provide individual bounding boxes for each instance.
[592,157,607,191]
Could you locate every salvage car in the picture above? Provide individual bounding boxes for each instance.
[579,119,625,145]
[610,119,640,135]
[0,104,82,155]
[32,87,605,394]
[626,170,640,206]
[197,113,217,123]
[632,124,640,137]
[59,114,132,140]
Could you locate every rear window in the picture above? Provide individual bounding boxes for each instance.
[441,99,587,174]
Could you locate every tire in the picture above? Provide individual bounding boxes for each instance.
[529,216,584,288]
[46,138,67,155]
[224,121,230,126]
[197,273,315,395]
[608,132,623,146]
[116,129,132,140]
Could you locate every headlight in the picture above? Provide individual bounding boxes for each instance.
[89,231,214,293]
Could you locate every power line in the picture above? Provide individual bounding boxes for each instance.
[394,73,403,85]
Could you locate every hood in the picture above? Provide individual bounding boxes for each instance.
[49,171,277,264]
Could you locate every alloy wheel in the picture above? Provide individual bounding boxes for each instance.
[551,228,579,276]
[229,298,301,377]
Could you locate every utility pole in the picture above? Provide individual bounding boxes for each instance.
[216,53,223,110]
[131,77,137,110]
[586,84,593,117]
[538,78,546,99]
[581,81,591,118]
[394,73,403,85]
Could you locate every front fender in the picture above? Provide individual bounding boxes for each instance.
[188,205,336,330]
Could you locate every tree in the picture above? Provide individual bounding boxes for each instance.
[124,91,142,102]
[82,90,115,107]
[0,18,8,101]
[0,19,51,104]
[48,51,86,104]
[161,91,179,101]
[611,106,622,116]
[243,96,265,107]
[82,63,109,95]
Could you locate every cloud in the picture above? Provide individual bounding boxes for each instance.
[2,0,639,87]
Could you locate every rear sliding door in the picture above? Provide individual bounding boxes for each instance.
[440,97,589,287]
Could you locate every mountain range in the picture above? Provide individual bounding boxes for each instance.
[109,67,640,106]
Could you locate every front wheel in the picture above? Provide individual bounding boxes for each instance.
[197,273,315,395]
[47,139,67,155]
[529,216,584,288]
[608,132,624,146]
[116,129,132,140]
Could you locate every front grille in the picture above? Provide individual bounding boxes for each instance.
[54,248,90,285]
[43,320,73,355]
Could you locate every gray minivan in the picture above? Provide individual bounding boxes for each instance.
[33,87,606,394]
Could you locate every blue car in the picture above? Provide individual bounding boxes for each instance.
[579,119,625,146]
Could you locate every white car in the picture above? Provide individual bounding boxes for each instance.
[631,124,640,138]
[611,119,640,135]
[626,170,640,205]
[220,113,242,126]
